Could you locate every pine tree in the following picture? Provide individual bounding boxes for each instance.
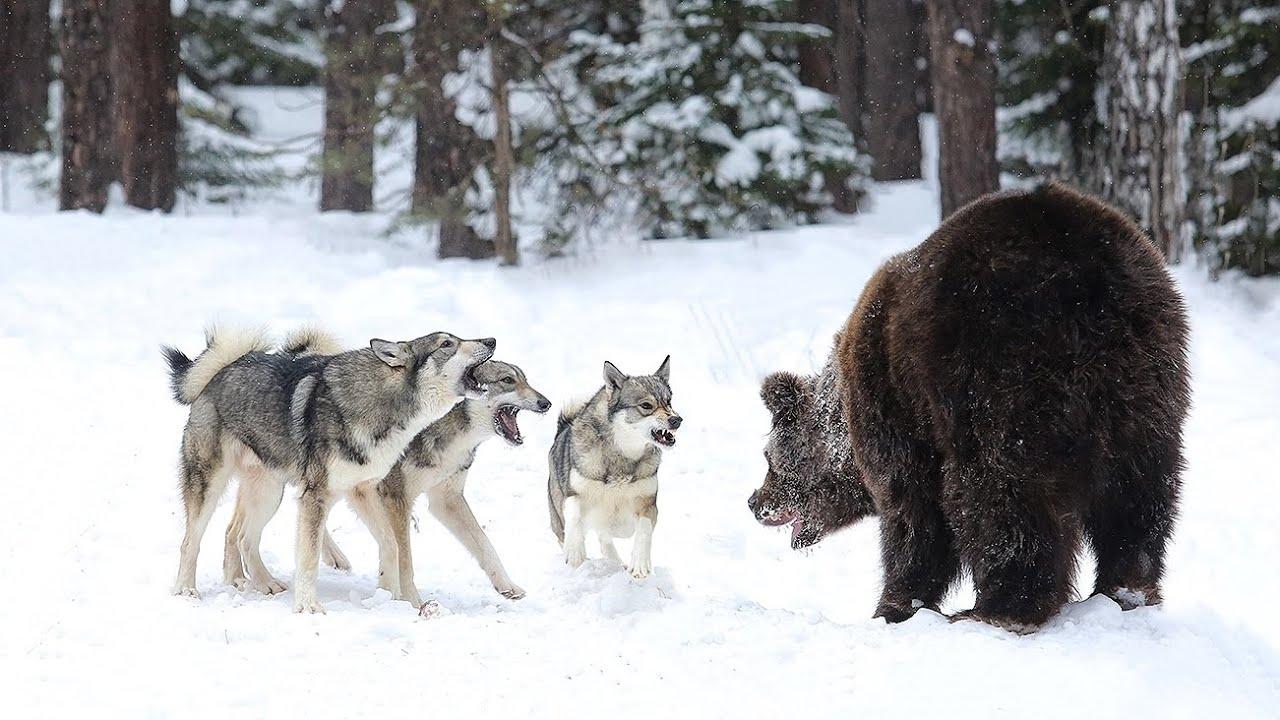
[59,0,114,213]
[179,0,322,87]
[1184,0,1280,276]
[541,0,868,239]
[112,0,181,212]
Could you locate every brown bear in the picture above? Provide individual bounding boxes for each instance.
[748,182,1190,633]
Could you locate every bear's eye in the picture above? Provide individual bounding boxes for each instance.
[639,402,654,411]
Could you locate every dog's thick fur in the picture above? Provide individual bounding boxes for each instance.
[548,358,681,578]
[165,327,494,612]
[749,183,1190,633]
[338,360,551,607]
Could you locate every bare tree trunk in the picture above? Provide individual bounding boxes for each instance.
[111,0,178,211]
[832,0,864,138]
[0,0,51,153]
[413,0,492,259]
[1098,0,1184,261]
[864,0,923,180]
[320,0,394,212]
[925,0,998,218]
[59,0,113,212]
[912,0,932,114]
[490,26,517,266]
[798,0,857,212]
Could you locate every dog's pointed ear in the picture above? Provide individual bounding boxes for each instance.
[370,339,411,368]
[654,355,671,383]
[603,361,627,392]
[761,372,811,423]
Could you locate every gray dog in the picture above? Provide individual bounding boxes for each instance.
[548,357,681,578]
[163,325,494,613]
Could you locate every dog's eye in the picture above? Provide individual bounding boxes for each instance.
[640,402,654,411]
[441,339,454,349]
[503,377,515,384]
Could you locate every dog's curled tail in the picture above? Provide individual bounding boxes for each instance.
[556,397,589,434]
[282,325,344,357]
[163,325,272,404]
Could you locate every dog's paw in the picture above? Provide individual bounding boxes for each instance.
[172,584,200,599]
[418,600,443,619]
[257,577,288,595]
[628,558,652,579]
[498,585,526,600]
[293,593,326,614]
[326,555,352,572]
[564,546,586,568]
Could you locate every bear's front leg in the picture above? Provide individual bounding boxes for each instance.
[873,499,959,623]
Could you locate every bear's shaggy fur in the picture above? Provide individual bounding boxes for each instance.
[748,183,1190,633]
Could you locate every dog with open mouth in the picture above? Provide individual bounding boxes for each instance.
[547,357,681,578]
[337,360,551,607]
[164,326,495,613]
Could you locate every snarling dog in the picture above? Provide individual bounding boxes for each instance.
[164,326,494,612]
[339,360,551,607]
[548,357,681,578]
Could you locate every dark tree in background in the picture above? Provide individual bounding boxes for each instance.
[413,0,492,259]
[59,0,114,212]
[926,0,998,217]
[111,0,180,212]
[832,0,865,137]
[0,0,51,154]
[797,0,860,210]
[320,0,395,212]
[864,0,923,180]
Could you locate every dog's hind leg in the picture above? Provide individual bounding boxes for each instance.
[223,494,248,589]
[428,474,524,600]
[173,426,233,597]
[232,467,288,595]
[293,480,334,614]
[347,483,402,599]
[597,535,621,565]
[322,529,351,572]
[385,494,422,607]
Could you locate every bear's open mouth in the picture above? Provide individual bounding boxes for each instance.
[757,508,819,549]
[494,405,522,445]
[651,428,676,447]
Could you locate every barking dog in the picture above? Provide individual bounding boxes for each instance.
[548,357,681,578]
[339,360,551,608]
[164,326,494,613]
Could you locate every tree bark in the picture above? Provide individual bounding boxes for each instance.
[490,27,517,266]
[0,0,51,153]
[110,0,179,211]
[832,0,864,138]
[59,0,113,212]
[798,0,857,212]
[864,0,922,180]
[1097,0,1184,261]
[320,0,394,212]
[413,0,492,259]
[925,0,998,218]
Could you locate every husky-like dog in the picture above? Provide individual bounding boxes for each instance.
[340,360,551,607]
[163,325,494,613]
[548,357,680,578]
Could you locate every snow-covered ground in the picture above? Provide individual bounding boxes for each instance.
[2,90,1279,718]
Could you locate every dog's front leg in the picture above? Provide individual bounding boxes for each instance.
[629,502,657,579]
[428,478,523,599]
[293,479,332,614]
[562,495,588,568]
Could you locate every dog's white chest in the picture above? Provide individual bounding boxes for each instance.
[569,470,657,538]
[328,405,448,491]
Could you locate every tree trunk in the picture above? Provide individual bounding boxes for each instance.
[925,0,998,218]
[413,0,492,259]
[832,0,864,138]
[0,0,51,154]
[110,0,179,212]
[320,0,394,212]
[59,0,113,212]
[1097,0,1183,261]
[798,0,857,212]
[864,0,923,180]
[490,27,517,266]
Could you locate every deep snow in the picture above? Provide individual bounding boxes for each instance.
[2,91,1279,718]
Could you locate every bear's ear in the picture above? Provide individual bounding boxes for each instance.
[760,372,812,423]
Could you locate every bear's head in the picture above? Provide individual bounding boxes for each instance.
[747,371,847,548]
